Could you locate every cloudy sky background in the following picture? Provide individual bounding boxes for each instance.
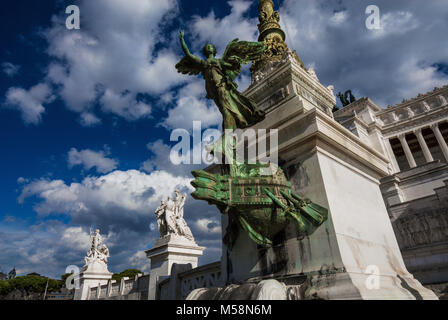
[0,0,447,278]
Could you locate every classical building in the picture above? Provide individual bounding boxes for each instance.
[77,0,446,300]
[333,85,448,285]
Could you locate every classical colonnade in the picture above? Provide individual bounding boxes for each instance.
[388,122,448,171]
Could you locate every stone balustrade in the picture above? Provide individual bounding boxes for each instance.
[377,87,448,126]
[85,261,223,300]
[87,273,149,300]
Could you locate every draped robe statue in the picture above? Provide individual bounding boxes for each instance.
[154,190,195,242]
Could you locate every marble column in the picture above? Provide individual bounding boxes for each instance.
[398,133,417,168]
[385,138,401,173]
[414,128,434,163]
[431,123,448,162]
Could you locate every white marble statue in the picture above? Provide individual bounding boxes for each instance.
[85,228,110,267]
[154,190,194,241]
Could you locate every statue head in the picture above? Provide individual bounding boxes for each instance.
[202,44,217,57]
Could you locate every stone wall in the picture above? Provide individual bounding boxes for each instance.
[387,176,448,284]
[158,262,222,300]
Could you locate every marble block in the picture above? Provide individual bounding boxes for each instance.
[221,108,437,300]
[146,235,204,300]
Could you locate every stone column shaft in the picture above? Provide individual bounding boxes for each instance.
[398,134,417,168]
[385,138,401,173]
[431,123,448,162]
[414,128,434,163]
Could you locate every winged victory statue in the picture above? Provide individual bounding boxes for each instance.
[176,31,266,130]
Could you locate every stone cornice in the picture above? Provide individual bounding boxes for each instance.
[276,109,390,178]
[382,105,448,137]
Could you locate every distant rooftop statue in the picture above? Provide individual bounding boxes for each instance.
[337,90,357,107]
[154,190,194,242]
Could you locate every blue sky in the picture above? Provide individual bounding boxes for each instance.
[1,0,447,278]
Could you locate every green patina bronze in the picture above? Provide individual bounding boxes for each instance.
[176,31,266,130]
[176,29,328,249]
[190,164,327,249]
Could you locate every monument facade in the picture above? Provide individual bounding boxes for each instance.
[333,86,448,285]
[77,0,445,300]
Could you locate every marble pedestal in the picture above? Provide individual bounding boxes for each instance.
[145,235,204,300]
[221,108,437,299]
[74,260,113,300]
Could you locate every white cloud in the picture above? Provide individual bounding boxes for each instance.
[79,112,102,127]
[1,62,21,77]
[141,139,193,177]
[162,80,221,130]
[17,177,29,184]
[61,227,91,251]
[189,0,258,53]
[0,221,86,277]
[330,11,347,25]
[195,218,221,234]
[31,0,184,125]
[68,147,119,174]
[129,251,150,273]
[18,169,193,220]
[100,89,151,121]
[369,11,419,39]
[280,0,448,107]
[4,83,54,125]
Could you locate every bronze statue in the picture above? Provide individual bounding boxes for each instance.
[176,31,266,130]
[337,90,356,107]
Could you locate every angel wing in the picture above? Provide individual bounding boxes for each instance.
[175,54,203,76]
[222,39,266,80]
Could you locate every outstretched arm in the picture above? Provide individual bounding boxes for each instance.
[179,30,202,64]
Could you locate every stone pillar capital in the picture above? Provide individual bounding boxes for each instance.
[430,123,439,130]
